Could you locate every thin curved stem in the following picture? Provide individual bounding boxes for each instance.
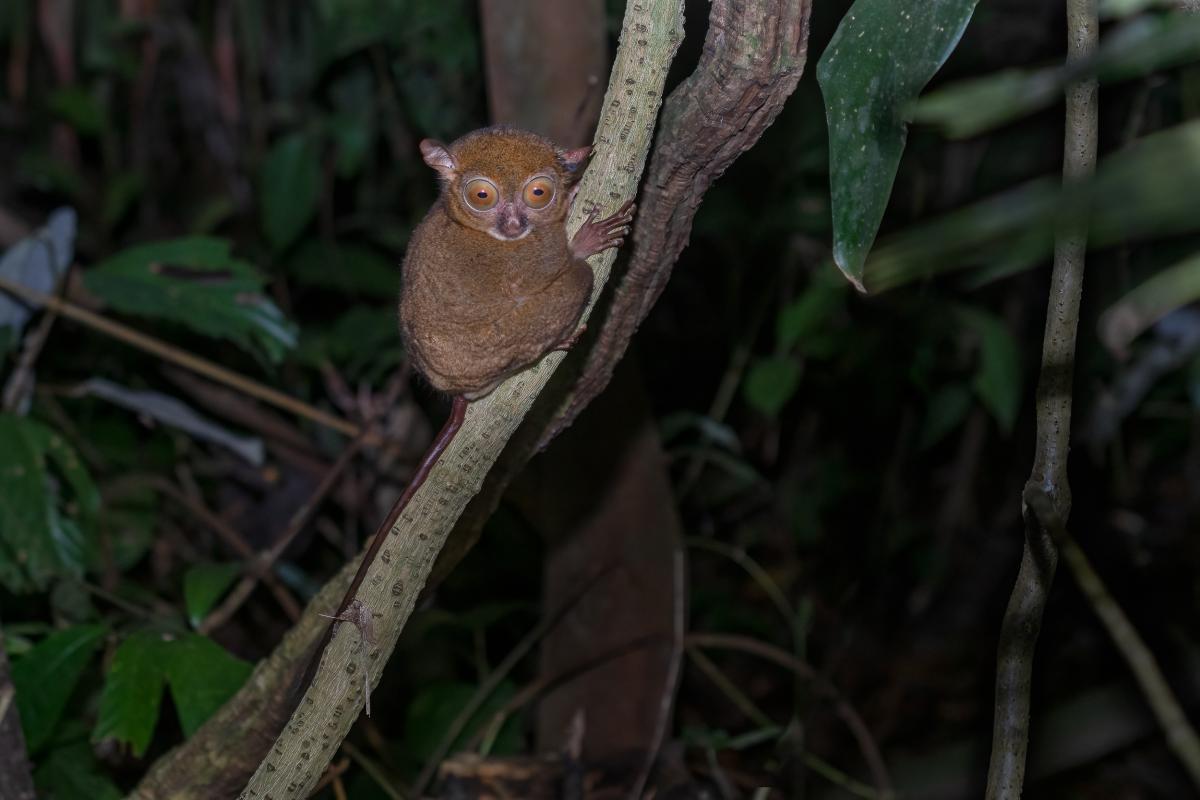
[985,1,1098,797]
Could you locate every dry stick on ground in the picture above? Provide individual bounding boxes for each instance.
[985,2,1098,798]
[0,275,362,439]
[235,4,684,798]
[540,0,813,446]
[1024,488,1200,788]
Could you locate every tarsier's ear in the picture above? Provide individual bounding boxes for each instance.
[419,139,457,179]
[559,145,592,180]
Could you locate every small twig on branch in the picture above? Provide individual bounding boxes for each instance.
[1024,488,1200,789]
[986,2,1098,798]
[0,274,362,439]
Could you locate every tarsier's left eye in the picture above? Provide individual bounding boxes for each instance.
[523,177,554,209]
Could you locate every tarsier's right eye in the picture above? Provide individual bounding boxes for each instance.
[463,178,499,211]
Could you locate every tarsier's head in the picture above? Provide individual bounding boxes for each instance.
[420,127,591,242]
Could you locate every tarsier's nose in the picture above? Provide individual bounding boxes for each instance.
[495,204,529,239]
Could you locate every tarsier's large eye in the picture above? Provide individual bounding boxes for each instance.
[463,178,499,211]
[523,177,554,209]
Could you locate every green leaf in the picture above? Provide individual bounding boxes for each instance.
[744,357,802,417]
[776,272,846,353]
[35,738,122,800]
[93,632,165,756]
[403,681,521,763]
[101,171,144,230]
[261,133,321,252]
[10,625,105,752]
[288,239,398,298]
[296,306,403,382]
[913,13,1200,139]
[84,237,298,363]
[1098,251,1200,355]
[163,634,252,736]
[0,415,98,593]
[956,308,1022,434]
[817,0,981,289]
[183,563,242,628]
[46,87,105,136]
[919,383,973,450]
[864,120,1200,291]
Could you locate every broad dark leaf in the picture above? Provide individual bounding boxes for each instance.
[163,634,253,736]
[261,133,321,253]
[288,239,398,298]
[35,737,122,800]
[956,308,1022,434]
[11,625,106,752]
[183,563,242,628]
[93,632,166,757]
[403,681,521,763]
[817,0,980,289]
[0,415,98,593]
[744,357,802,417]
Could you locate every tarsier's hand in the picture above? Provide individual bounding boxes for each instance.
[570,199,637,260]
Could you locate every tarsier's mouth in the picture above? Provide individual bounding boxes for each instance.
[488,227,531,242]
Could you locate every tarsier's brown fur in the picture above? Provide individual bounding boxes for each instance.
[309,127,634,710]
[400,126,632,399]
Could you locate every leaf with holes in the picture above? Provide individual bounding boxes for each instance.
[83,237,297,364]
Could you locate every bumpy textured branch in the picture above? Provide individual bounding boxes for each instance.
[540,0,813,445]
[235,3,685,798]
[985,1,1097,798]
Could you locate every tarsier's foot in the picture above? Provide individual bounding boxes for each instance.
[570,199,636,260]
[554,323,587,352]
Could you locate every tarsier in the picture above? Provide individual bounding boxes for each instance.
[321,127,636,686]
